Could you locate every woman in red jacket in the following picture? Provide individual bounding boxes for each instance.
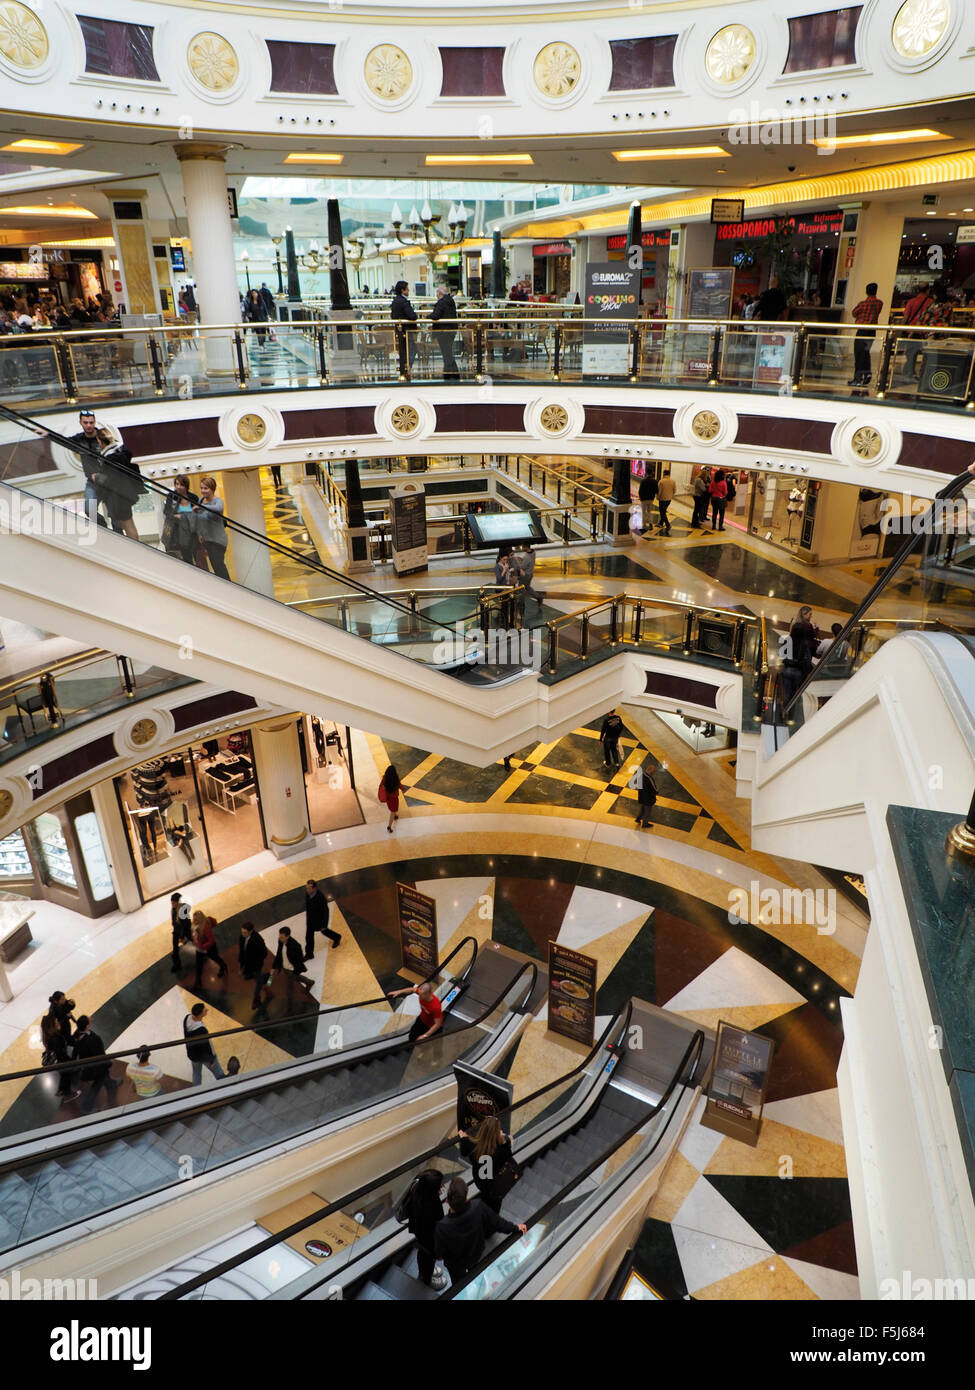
[379,764,401,833]
[709,469,729,532]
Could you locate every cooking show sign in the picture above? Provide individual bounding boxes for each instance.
[548,942,597,1046]
[453,1060,514,1133]
[701,1020,775,1146]
[582,262,639,376]
[396,882,438,977]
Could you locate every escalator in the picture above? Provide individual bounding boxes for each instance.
[0,402,622,764]
[0,939,540,1264]
[142,1002,707,1302]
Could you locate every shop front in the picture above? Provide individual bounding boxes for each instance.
[532,240,573,300]
[713,209,843,317]
[0,792,116,917]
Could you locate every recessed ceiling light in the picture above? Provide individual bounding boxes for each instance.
[926,210,937,215]
[965,207,974,212]
[425,153,533,165]
[2,138,83,155]
[0,203,95,218]
[613,145,727,161]
[810,128,948,150]
[283,152,343,164]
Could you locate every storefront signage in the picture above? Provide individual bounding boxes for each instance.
[606,231,671,250]
[687,266,735,319]
[453,1060,514,1132]
[715,210,843,242]
[533,241,572,257]
[582,262,638,375]
[548,941,597,1046]
[170,246,186,271]
[956,225,975,244]
[0,261,47,281]
[711,197,746,225]
[702,1020,775,1146]
[396,882,438,977]
[227,187,238,219]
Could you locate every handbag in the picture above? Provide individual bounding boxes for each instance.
[491,1159,522,1199]
[41,1048,57,1067]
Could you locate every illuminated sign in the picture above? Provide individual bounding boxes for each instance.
[715,210,843,241]
[532,240,572,257]
[606,230,671,250]
[0,261,48,280]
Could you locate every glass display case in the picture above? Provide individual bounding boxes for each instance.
[31,812,77,889]
[0,829,32,882]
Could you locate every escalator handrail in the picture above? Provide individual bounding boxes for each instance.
[439,1026,706,1301]
[157,996,626,1302]
[778,465,975,723]
[2,957,539,1262]
[0,934,480,1141]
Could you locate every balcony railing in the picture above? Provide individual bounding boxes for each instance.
[3,316,975,413]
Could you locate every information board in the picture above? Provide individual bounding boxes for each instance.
[396,882,438,977]
[701,1020,775,1145]
[687,267,735,319]
[390,481,428,576]
[548,942,597,1046]
[466,511,546,548]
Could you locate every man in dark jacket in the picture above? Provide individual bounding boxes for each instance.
[170,892,192,973]
[637,473,658,534]
[434,1177,526,1285]
[430,285,459,379]
[73,1015,120,1113]
[304,879,341,960]
[68,409,107,526]
[599,709,625,770]
[259,282,276,320]
[183,1002,225,1085]
[239,921,272,1009]
[274,926,314,1006]
[390,280,418,376]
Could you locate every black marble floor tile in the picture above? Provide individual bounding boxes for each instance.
[410,757,512,802]
[596,913,656,1016]
[705,1175,855,1262]
[630,1216,689,1299]
[708,820,743,851]
[534,730,634,779]
[539,553,663,582]
[505,772,602,811]
[606,796,700,833]
[376,740,435,781]
[678,544,854,613]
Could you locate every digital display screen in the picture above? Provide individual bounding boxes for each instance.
[466,511,545,547]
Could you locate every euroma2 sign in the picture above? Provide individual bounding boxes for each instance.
[583,263,639,376]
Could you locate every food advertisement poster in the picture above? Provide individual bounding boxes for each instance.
[548,942,597,1046]
[396,882,438,977]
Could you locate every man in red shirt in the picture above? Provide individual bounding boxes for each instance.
[848,282,883,387]
[388,981,444,1042]
[899,284,934,382]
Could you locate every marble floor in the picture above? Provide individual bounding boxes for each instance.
[0,705,867,1301]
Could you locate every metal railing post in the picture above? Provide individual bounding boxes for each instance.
[116,656,135,697]
[146,333,165,396]
[709,326,722,385]
[876,329,895,398]
[553,325,562,381]
[733,617,745,666]
[630,322,642,381]
[682,609,694,654]
[610,599,620,644]
[317,326,328,384]
[547,623,558,674]
[591,503,598,541]
[55,336,77,404]
[633,600,643,645]
[580,612,590,658]
[233,328,249,387]
[791,325,807,393]
[475,324,485,379]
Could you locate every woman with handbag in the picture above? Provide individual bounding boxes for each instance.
[401,1167,447,1290]
[40,1007,81,1102]
[378,763,401,833]
[94,427,145,541]
[161,474,196,565]
[458,1114,518,1214]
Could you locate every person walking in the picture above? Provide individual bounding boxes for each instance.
[161,474,197,564]
[40,1007,80,1102]
[273,926,314,1007]
[191,909,228,988]
[899,283,934,382]
[270,463,283,489]
[170,891,192,972]
[634,761,658,829]
[73,1016,120,1113]
[457,1115,516,1214]
[656,470,676,534]
[637,472,657,534]
[691,471,709,529]
[304,879,341,960]
[68,409,108,527]
[378,764,401,833]
[244,288,269,348]
[430,285,459,379]
[848,281,883,388]
[387,981,444,1043]
[239,921,272,1010]
[126,1045,163,1099]
[600,709,624,770]
[192,476,230,579]
[391,280,418,377]
[259,282,276,321]
[434,1177,526,1286]
[183,1003,225,1085]
[511,544,545,608]
[709,468,729,531]
[403,1168,447,1289]
[783,605,820,701]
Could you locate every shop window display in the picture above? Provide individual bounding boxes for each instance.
[0,828,31,882]
[115,753,212,901]
[29,812,76,890]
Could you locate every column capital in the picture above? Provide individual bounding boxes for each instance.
[174,142,235,163]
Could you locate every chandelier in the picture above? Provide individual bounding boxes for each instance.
[389,200,469,247]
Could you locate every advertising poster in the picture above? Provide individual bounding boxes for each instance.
[702,1020,775,1145]
[582,262,639,376]
[548,942,597,1046]
[453,1060,514,1132]
[754,333,791,385]
[687,267,735,319]
[390,481,428,576]
[396,882,438,977]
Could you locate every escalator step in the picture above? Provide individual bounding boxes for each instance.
[358,1279,396,1301]
[379,1262,438,1302]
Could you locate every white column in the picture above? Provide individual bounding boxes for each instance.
[251,717,314,859]
[175,144,241,376]
[220,467,274,598]
[840,201,906,325]
[669,222,717,318]
[90,778,142,912]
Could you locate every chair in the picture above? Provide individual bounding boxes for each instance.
[115,340,150,392]
[14,689,45,737]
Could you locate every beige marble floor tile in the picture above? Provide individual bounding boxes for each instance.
[646,1150,702,1223]
[704,1117,848,1180]
[694,1255,820,1301]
